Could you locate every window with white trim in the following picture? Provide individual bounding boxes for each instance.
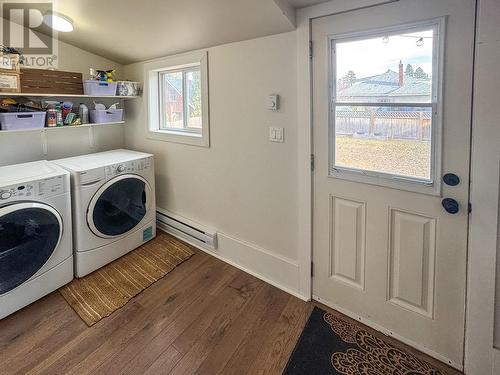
[146,51,209,147]
[329,20,443,192]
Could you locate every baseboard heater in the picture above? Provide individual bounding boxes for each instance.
[156,208,218,250]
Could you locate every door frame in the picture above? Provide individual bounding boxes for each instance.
[465,0,500,373]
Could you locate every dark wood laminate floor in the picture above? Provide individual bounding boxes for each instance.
[1,243,461,375]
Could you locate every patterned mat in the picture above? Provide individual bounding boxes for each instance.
[284,307,451,375]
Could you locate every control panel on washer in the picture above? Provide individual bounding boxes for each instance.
[0,175,66,202]
[105,157,152,178]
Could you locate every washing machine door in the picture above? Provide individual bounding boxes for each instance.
[87,174,152,239]
[0,202,63,295]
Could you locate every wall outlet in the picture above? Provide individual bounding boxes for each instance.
[269,127,284,143]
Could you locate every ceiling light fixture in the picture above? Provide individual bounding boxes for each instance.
[42,12,74,32]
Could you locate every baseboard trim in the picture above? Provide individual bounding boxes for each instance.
[313,294,462,371]
[159,222,308,301]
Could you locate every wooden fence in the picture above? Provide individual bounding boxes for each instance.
[335,110,432,141]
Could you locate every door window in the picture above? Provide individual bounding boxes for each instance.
[330,20,442,191]
[91,177,147,237]
[0,206,61,295]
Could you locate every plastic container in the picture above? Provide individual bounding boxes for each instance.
[0,111,46,130]
[89,109,124,124]
[116,81,141,96]
[79,103,89,124]
[46,108,57,127]
[83,80,118,96]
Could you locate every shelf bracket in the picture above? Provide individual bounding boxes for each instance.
[41,129,48,155]
[88,125,95,148]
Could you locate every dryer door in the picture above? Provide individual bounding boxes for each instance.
[87,174,152,239]
[0,202,63,295]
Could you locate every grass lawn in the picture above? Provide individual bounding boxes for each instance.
[335,135,431,179]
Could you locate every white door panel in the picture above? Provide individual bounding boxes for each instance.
[312,0,475,369]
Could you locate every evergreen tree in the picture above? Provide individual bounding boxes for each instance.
[414,67,429,79]
[190,71,202,117]
[405,64,414,77]
[342,70,357,87]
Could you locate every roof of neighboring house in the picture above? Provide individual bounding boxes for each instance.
[339,69,431,98]
[165,76,196,111]
[166,76,183,94]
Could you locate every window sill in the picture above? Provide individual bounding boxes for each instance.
[147,129,209,147]
[156,129,202,137]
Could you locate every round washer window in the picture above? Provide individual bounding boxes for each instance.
[90,177,148,237]
[0,206,61,295]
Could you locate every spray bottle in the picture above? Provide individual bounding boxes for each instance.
[79,103,89,124]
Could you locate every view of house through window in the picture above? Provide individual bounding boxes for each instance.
[332,26,437,182]
[160,66,202,133]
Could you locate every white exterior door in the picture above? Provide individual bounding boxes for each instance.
[312,0,475,369]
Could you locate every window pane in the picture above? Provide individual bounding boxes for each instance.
[335,29,434,104]
[161,71,184,130]
[186,69,202,131]
[334,106,432,180]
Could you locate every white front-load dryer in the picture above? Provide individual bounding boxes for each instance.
[0,161,73,319]
[54,149,156,277]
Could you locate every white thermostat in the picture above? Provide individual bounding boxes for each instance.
[267,94,280,111]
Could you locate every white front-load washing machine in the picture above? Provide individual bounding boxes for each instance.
[54,149,156,277]
[0,160,73,319]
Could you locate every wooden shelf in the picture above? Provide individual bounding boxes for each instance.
[0,121,125,134]
[0,93,139,99]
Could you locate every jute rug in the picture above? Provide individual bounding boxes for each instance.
[59,232,194,326]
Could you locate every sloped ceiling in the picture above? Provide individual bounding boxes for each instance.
[287,0,331,8]
[41,0,328,65]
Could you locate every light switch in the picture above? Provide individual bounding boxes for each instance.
[269,127,284,143]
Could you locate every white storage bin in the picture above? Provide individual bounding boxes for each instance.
[89,109,124,124]
[0,111,46,130]
[83,80,118,96]
[116,81,141,96]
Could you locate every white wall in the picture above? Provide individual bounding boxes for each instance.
[123,32,304,297]
[56,39,123,79]
[122,0,404,301]
[0,38,124,167]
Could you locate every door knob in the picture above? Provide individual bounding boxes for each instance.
[442,198,459,214]
[443,173,460,186]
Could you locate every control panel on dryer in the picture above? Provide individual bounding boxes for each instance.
[0,175,65,202]
[105,157,152,178]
